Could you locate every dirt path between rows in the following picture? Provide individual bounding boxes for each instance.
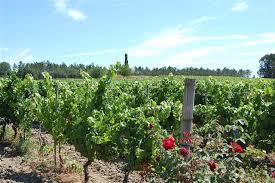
[0,141,50,183]
[0,129,145,183]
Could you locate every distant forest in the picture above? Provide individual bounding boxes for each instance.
[0,61,251,79]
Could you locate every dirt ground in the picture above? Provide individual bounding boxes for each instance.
[0,129,145,183]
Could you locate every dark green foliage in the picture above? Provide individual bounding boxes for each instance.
[258,53,275,78]
[13,61,107,79]
[117,59,132,76]
[134,66,251,77]
[0,73,37,139]
[0,62,11,76]
[119,64,132,76]
[1,60,253,79]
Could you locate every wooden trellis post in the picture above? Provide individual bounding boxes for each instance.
[54,83,59,170]
[181,79,196,137]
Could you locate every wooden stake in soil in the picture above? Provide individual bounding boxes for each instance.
[58,143,63,169]
[181,79,196,137]
[54,140,57,170]
[54,84,59,170]
[83,159,92,183]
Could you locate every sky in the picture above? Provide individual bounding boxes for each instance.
[1,0,275,75]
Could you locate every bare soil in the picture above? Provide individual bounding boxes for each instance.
[0,129,145,183]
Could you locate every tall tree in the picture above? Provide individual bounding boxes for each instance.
[0,62,11,76]
[124,53,128,66]
[119,54,131,76]
[258,53,275,78]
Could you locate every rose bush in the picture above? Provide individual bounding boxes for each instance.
[150,120,273,182]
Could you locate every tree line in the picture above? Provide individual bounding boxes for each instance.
[133,66,251,77]
[1,53,274,79]
[11,61,108,79]
[0,61,251,78]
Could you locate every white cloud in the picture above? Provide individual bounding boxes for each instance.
[240,39,275,47]
[53,0,87,21]
[188,16,216,27]
[231,0,248,12]
[67,9,86,21]
[54,0,67,11]
[128,31,193,57]
[126,16,220,57]
[0,48,34,64]
[126,27,275,59]
[0,48,9,52]
[0,48,9,57]
[14,48,35,62]
[127,28,197,57]
[201,35,248,41]
[232,33,275,48]
[141,29,194,49]
[126,30,247,58]
[161,47,224,67]
[261,32,275,40]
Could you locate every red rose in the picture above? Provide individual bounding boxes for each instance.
[208,160,217,172]
[149,123,154,129]
[179,147,189,156]
[229,142,244,153]
[162,136,176,150]
[272,171,275,179]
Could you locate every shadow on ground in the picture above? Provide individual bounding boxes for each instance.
[0,141,44,183]
[0,169,43,183]
[0,141,17,157]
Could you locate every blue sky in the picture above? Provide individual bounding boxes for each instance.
[1,0,275,75]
